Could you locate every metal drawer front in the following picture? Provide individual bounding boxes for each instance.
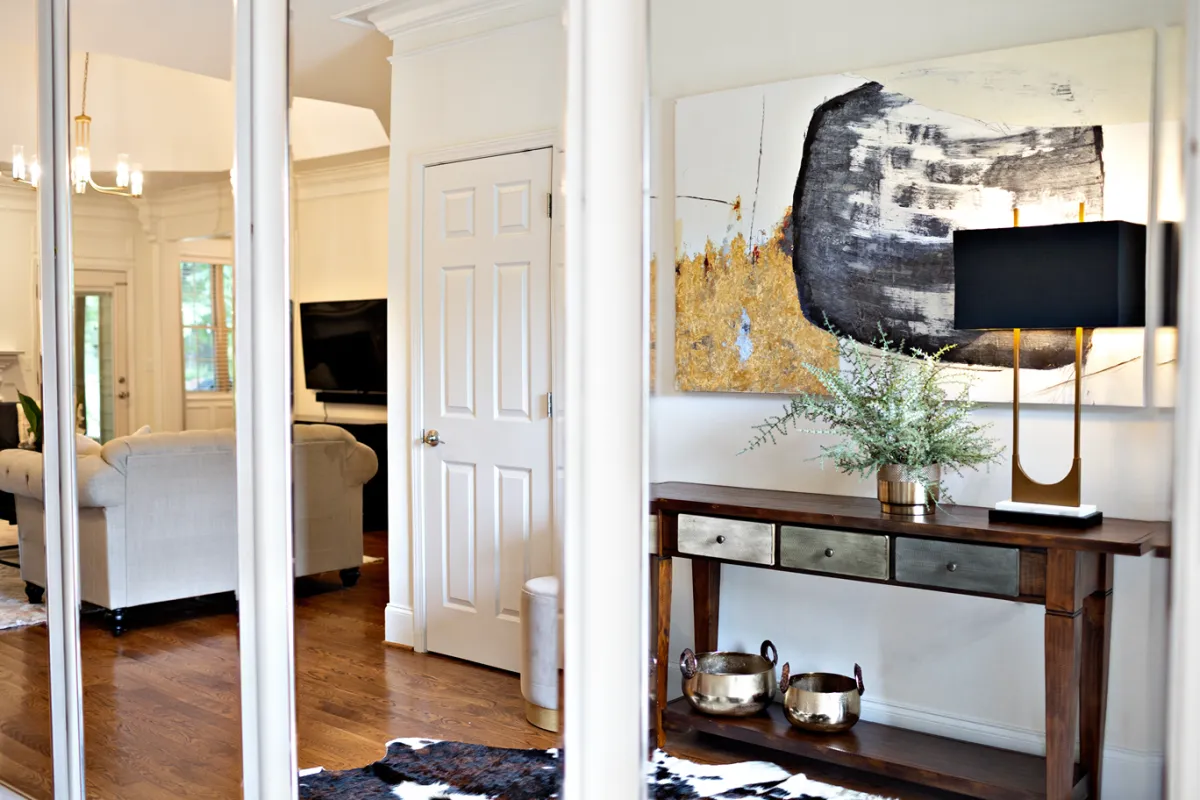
[677,515,774,566]
[780,526,889,580]
[895,537,1019,597]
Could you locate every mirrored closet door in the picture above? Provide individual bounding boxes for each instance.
[0,0,59,795]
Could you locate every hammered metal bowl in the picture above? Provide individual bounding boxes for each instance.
[680,640,778,717]
[780,662,865,733]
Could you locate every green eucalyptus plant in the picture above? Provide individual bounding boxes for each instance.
[744,322,1004,500]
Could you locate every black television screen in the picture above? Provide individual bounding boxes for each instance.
[299,300,387,393]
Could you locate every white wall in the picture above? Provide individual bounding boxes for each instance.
[0,185,140,422]
[292,157,390,425]
[382,15,566,646]
[649,0,1180,796]
[132,158,389,433]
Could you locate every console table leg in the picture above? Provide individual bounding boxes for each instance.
[1046,549,1086,800]
[692,558,721,653]
[654,555,673,749]
[1080,555,1114,799]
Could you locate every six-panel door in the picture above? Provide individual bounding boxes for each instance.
[421,148,555,672]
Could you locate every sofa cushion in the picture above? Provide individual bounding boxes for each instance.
[76,434,102,456]
[0,448,124,507]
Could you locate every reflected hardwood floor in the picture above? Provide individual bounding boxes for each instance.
[1,531,955,800]
[0,532,555,799]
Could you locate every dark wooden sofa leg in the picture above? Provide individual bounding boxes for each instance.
[24,582,44,604]
[106,608,127,637]
[340,567,361,588]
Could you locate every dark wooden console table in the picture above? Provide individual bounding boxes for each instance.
[651,482,1170,800]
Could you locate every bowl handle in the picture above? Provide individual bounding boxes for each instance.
[780,662,790,691]
[760,639,778,666]
[680,649,698,680]
[854,663,865,696]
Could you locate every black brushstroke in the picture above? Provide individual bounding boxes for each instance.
[790,82,1105,368]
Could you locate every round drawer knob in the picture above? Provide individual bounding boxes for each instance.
[946,562,958,573]
[715,535,726,544]
[824,548,835,558]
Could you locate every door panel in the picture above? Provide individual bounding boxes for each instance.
[423,148,553,671]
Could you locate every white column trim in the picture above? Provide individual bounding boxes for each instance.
[1167,2,1200,795]
[235,0,299,797]
[38,0,87,797]
[562,0,649,798]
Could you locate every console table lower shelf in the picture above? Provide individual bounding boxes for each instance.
[663,699,1085,800]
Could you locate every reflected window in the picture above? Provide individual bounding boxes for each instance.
[181,262,235,392]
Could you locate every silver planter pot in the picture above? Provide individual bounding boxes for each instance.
[877,464,939,517]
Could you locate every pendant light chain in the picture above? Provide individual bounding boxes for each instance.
[80,52,89,117]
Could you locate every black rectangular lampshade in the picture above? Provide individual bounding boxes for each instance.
[953,220,1146,330]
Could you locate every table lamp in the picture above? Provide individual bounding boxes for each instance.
[953,209,1146,528]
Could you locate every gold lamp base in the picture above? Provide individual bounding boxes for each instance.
[993,327,1103,529]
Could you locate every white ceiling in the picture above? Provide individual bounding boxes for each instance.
[0,0,393,128]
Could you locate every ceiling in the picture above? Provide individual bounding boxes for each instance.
[0,0,393,129]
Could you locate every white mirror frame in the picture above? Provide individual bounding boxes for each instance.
[562,0,650,798]
[234,0,299,798]
[38,0,87,796]
[1168,3,1200,797]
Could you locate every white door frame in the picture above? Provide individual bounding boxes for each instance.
[407,129,561,654]
[1167,1,1200,795]
[75,268,132,439]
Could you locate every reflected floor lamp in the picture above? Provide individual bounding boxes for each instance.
[953,217,1146,529]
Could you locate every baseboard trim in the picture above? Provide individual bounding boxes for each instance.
[860,697,1163,798]
[384,603,415,647]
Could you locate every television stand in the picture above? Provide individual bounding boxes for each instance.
[315,391,387,407]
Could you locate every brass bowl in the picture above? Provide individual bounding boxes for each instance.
[680,640,778,717]
[780,662,865,733]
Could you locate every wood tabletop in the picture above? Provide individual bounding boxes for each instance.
[651,481,1169,557]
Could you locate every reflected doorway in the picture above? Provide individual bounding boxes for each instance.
[74,271,130,443]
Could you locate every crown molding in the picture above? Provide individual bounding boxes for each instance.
[295,158,390,200]
[336,0,560,54]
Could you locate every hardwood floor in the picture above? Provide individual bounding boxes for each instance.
[0,533,554,799]
[0,531,961,799]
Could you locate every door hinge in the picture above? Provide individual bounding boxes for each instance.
[546,192,553,219]
[547,391,554,418]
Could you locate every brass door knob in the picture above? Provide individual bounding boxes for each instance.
[422,430,443,447]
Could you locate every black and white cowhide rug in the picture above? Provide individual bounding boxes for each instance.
[297,739,894,799]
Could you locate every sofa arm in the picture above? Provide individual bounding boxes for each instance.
[0,449,125,508]
[0,449,44,501]
[345,443,379,486]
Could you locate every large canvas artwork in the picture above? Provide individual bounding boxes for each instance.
[674,30,1158,404]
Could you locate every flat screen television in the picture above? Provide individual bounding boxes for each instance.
[299,299,387,395]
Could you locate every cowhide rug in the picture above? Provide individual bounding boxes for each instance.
[298,739,894,799]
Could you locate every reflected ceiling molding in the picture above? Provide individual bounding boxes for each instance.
[337,0,561,54]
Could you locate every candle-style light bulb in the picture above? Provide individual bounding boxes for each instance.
[73,145,91,194]
[115,153,130,188]
[130,164,144,197]
[28,157,40,188]
[12,145,25,182]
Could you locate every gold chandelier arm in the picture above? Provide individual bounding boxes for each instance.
[86,177,137,197]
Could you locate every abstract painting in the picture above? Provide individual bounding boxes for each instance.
[674,30,1156,404]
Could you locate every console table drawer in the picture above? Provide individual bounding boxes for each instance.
[780,526,889,580]
[895,538,1020,596]
[677,515,774,565]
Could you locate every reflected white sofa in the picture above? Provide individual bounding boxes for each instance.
[0,424,377,634]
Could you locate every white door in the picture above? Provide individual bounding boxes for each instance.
[422,147,554,671]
